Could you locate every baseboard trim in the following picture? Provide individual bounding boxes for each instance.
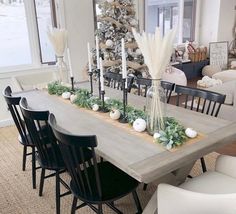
[0,118,14,128]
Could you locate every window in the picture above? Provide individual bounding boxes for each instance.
[0,0,57,69]
[34,0,57,64]
[0,1,32,67]
[145,0,196,43]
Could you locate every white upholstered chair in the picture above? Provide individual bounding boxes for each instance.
[12,70,57,91]
[143,155,236,214]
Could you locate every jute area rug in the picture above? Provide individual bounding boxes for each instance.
[0,126,218,214]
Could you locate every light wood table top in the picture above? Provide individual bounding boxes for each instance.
[16,82,236,183]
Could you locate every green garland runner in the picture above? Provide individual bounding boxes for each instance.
[47,81,188,149]
[157,117,188,149]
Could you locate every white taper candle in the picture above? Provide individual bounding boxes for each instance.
[87,42,92,73]
[67,48,73,77]
[121,38,127,89]
[100,57,104,91]
[96,36,100,69]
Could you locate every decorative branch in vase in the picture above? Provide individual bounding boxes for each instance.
[48,28,68,82]
[133,27,176,135]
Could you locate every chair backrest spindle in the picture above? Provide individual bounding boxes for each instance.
[175,85,226,117]
[49,114,102,200]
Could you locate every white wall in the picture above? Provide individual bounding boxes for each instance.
[217,0,236,42]
[63,0,95,81]
[199,0,236,47]
[198,0,221,46]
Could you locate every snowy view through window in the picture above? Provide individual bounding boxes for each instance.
[0,0,54,68]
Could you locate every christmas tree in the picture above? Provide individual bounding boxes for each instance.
[94,0,147,78]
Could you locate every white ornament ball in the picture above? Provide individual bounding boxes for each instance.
[92,104,99,112]
[153,132,161,139]
[185,128,198,138]
[70,94,77,103]
[133,118,146,132]
[104,96,110,102]
[110,109,121,120]
[107,0,114,2]
[105,39,113,47]
[130,19,138,26]
[135,48,142,55]
[62,92,71,100]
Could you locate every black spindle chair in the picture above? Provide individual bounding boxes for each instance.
[2,86,37,189]
[19,98,70,214]
[175,85,226,172]
[161,80,175,103]
[49,113,142,214]
[19,97,93,214]
[136,77,175,103]
[104,71,134,93]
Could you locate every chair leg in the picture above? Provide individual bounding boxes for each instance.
[56,171,61,214]
[98,204,103,214]
[39,168,45,196]
[22,146,27,171]
[200,157,207,172]
[71,196,77,214]
[32,147,36,189]
[132,191,142,214]
[143,183,148,191]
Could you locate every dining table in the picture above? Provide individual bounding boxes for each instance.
[15,81,236,185]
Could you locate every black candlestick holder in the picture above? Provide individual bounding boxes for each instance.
[95,68,101,99]
[88,71,93,95]
[100,90,109,113]
[119,78,128,123]
[70,76,74,92]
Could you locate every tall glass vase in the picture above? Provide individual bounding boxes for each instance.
[146,79,167,135]
[56,56,67,83]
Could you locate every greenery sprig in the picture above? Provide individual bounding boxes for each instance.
[48,82,188,148]
[156,117,188,149]
[48,81,71,95]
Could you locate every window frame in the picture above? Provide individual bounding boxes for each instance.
[144,0,197,44]
[0,0,58,73]
[34,0,57,65]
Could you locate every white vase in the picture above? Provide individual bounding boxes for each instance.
[56,56,67,83]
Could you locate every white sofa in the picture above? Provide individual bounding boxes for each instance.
[207,80,236,121]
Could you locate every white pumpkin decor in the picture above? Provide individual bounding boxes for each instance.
[133,118,146,132]
[105,39,113,47]
[153,132,161,139]
[70,94,77,103]
[110,109,121,120]
[92,104,99,112]
[62,92,71,99]
[107,0,114,2]
[104,96,110,102]
[185,128,198,138]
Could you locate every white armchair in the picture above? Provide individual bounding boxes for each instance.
[12,70,57,92]
[143,155,236,214]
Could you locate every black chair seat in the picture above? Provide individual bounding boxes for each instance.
[49,113,142,213]
[37,147,93,170]
[18,134,35,147]
[70,161,139,203]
